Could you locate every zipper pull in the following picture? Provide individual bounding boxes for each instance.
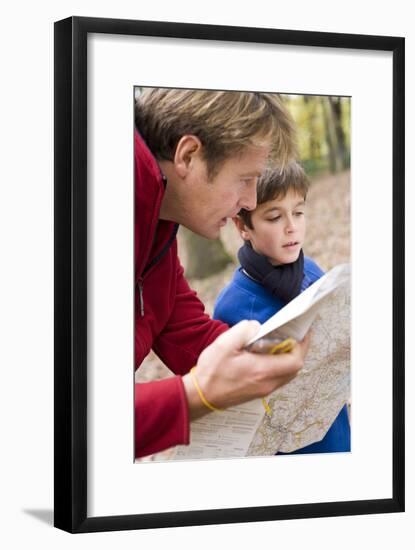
[137,278,144,317]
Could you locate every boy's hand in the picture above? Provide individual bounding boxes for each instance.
[182,320,310,420]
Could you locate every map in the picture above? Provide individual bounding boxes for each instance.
[247,282,350,454]
[171,264,351,460]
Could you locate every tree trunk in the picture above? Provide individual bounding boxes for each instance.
[328,97,348,170]
[322,96,341,173]
[178,227,233,279]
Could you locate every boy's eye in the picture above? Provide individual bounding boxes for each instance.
[267,216,281,222]
[294,211,304,217]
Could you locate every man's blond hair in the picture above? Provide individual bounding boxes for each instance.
[135,88,297,178]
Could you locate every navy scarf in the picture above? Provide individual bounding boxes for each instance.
[238,242,304,303]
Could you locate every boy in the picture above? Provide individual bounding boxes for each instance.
[213,162,350,453]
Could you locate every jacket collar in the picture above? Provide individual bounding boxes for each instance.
[134,129,176,279]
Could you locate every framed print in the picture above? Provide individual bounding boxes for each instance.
[133,87,353,463]
[54,16,405,533]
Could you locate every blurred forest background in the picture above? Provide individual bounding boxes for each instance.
[136,93,351,390]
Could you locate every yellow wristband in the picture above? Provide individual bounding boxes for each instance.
[189,367,223,413]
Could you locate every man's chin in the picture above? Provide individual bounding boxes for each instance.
[190,226,220,240]
[209,228,221,240]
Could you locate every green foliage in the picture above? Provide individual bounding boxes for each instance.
[282,94,351,178]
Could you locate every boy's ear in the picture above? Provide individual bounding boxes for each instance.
[173,135,202,178]
[233,216,251,241]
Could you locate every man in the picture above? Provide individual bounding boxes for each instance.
[135,88,309,458]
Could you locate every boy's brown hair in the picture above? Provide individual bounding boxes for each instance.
[238,161,310,229]
[135,87,297,178]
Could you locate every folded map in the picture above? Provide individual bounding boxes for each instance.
[171,263,351,460]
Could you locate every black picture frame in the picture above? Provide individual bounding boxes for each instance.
[54,16,405,533]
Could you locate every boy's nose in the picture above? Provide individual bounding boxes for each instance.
[285,217,296,232]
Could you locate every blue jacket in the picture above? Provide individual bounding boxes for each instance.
[213,256,350,454]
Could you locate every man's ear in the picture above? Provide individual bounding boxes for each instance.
[233,215,251,241]
[173,135,203,179]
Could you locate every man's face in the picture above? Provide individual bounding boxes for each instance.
[180,144,270,239]
[240,190,306,265]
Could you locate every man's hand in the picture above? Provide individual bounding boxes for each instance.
[182,320,310,420]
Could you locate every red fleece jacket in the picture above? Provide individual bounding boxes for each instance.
[134,129,227,458]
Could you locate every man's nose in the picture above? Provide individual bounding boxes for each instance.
[238,183,257,211]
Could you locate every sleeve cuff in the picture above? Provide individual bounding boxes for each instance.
[135,375,190,458]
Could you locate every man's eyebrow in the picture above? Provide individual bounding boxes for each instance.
[239,171,262,178]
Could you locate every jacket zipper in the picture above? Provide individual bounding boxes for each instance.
[137,277,145,317]
[137,223,179,317]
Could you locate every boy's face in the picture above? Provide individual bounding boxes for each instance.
[237,190,306,265]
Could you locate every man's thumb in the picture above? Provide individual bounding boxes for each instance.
[216,320,261,350]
